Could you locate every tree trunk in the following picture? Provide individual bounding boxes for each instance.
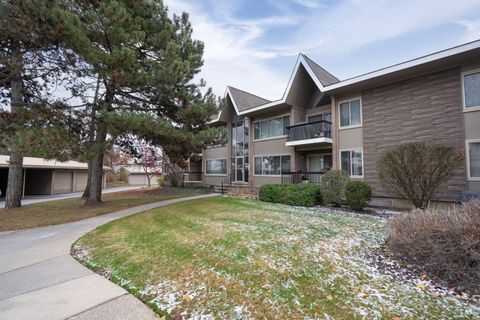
[85,115,108,205]
[5,45,24,209]
[82,159,92,198]
[5,152,23,208]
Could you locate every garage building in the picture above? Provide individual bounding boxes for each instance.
[0,155,106,197]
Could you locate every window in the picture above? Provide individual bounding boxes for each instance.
[340,149,363,177]
[308,112,331,123]
[463,71,480,110]
[339,99,361,128]
[467,140,480,179]
[254,155,291,175]
[205,159,227,175]
[254,115,290,140]
[308,112,332,132]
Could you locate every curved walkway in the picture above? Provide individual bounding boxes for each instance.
[0,194,218,320]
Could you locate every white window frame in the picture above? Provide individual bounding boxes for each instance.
[339,148,364,178]
[204,158,227,176]
[466,139,480,181]
[461,68,480,112]
[338,97,362,130]
[252,113,290,142]
[253,154,291,177]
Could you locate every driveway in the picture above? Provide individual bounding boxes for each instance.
[0,193,218,320]
[0,186,143,208]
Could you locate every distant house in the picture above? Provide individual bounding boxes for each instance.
[0,155,107,197]
[120,165,160,186]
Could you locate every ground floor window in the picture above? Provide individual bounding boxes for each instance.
[254,155,291,175]
[205,159,227,175]
[340,149,363,177]
[467,140,480,179]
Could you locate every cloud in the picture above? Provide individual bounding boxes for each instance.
[164,0,480,100]
[164,0,297,100]
[279,0,480,58]
[456,20,480,42]
[291,0,322,8]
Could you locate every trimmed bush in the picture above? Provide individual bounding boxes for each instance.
[386,200,480,294]
[378,142,463,209]
[259,183,321,206]
[320,170,349,206]
[345,180,372,211]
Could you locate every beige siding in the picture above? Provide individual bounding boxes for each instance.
[338,127,363,149]
[53,171,73,194]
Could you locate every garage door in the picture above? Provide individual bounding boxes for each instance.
[75,172,88,192]
[128,174,146,186]
[53,172,73,194]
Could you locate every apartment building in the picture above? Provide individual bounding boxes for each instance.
[187,40,480,205]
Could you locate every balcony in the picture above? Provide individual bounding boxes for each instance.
[285,120,332,147]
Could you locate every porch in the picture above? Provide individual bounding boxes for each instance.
[285,120,332,147]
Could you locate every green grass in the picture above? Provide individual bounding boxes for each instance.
[74,196,479,319]
[0,187,211,231]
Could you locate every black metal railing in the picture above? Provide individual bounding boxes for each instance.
[286,120,332,142]
[182,171,203,182]
[281,170,326,185]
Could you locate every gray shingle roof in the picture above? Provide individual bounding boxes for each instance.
[227,86,271,112]
[301,54,339,86]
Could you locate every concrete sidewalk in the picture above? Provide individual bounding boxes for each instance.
[0,193,218,320]
[0,185,143,208]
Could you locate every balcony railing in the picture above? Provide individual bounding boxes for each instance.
[286,120,332,144]
[281,170,327,185]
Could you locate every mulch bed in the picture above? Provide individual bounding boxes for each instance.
[367,246,480,304]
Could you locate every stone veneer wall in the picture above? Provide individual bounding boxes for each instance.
[362,67,467,201]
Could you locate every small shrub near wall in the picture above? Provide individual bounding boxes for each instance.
[320,170,349,206]
[386,200,480,294]
[345,180,372,211]
[259,183,321,206]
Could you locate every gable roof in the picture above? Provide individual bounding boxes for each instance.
[301,54,339,86]
[210,39,480,121]
[227,86,271,112]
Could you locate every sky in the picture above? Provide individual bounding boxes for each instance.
[164,0,480,101]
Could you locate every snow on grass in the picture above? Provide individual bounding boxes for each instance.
[73,197,480,319]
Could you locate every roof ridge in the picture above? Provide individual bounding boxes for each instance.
[227,86,271,103]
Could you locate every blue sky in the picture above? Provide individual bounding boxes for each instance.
[164,0,480,100]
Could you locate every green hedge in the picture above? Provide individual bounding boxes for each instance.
[259,183,321,206]
[345,180,372,211]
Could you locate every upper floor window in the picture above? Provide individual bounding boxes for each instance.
[253,115,290,140]
[339,99,361,128]
[463,70,480,110]
[308,112,332,123]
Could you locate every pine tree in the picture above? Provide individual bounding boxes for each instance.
[64,0,219,205]
[0,0,76,208]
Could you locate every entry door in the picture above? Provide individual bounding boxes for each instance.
[307,154,332,172]
[235,157,244,182]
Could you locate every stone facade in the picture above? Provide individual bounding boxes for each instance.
[362,67,467,201]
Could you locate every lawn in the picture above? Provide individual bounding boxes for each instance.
[73,196,479,319]
[0,187,211,231]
